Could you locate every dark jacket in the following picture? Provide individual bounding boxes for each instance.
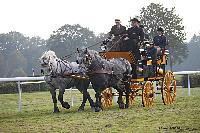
[147,46,157,64]
[127,26,144,43]
[153,35,167,49]
[109,24,126,37]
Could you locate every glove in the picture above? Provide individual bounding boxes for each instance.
[124,37,129,40]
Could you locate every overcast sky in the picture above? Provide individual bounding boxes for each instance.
[0,0,199,41]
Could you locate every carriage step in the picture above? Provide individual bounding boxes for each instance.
[131,78,144,82]
[155,92,161,94]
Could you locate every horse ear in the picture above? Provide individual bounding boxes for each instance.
[77,48,80,53]
[84,48,88,54]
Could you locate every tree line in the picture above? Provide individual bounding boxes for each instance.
[0,3,199,77]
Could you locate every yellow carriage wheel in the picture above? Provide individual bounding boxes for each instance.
[161,71,177,105]
[142,81,155,108]
[101,88,113,108]
[129,90,137,105]
[122,90,137,106]
[122,83,140,106]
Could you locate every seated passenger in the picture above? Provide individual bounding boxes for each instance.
[146,43,157,77]
[153,27,168,55]
[147,43,157,64]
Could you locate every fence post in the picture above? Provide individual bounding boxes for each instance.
[17,81,22,112]
[70,87,73,106]
[188,74,190,96]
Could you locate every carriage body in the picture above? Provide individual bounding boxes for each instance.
[99,46,176,108]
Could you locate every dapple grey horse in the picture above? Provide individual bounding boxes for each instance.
[40,50,94,113]
[77,49,132,112]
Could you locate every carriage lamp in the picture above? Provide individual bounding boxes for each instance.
[164,49,169,55]
[157,67,164,75]
[137,67,143,73]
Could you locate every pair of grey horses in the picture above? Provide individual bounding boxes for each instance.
[40,48,132,112]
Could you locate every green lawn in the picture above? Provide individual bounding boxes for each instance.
[0,88,200,133]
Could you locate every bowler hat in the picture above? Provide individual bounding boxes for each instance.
[157,27,164,32]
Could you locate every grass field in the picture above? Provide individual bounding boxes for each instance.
[0,87,200,133]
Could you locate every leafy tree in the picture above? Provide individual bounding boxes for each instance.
[11,68,27,77]
[5,50,27,77]
[174,34,200,71]
[139,3,188,65]
[0,31,29,56]
[47,24,96,61]
[93,33,108,51]
[0,31,47,77]
[22,36,46,76]
[0,32,29,77]
[0,52,6,77]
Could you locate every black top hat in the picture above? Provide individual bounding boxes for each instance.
[130,18,140,23]
[157,27,164,32]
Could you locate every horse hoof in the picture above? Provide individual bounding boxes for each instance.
[91,106,95,110]
[53,107,60,113]
[62,102,70,109]
[78,107,84,112]
[119,104,125,109]
[125,104,129,109]
[95,107,102,112]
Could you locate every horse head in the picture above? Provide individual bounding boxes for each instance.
[39,50,58,69]
[76,48,99,67]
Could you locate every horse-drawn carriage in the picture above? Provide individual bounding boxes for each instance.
[99,41,177,109]
[40,37,176,112]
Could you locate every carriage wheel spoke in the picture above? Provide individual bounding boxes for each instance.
[162,71,176,105]
[142,81,154,108]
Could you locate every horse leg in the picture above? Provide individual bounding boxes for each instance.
[95,91,102,112]
[125,82,131,109]
[49,88,59,113]
[78,90,95,111]
[77,89,87,111]
[58,86,70,109]
[86,91,95,108]
[117,91,125,109]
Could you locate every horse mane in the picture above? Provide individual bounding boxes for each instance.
[41,50,57,60]
[85,49,131,74]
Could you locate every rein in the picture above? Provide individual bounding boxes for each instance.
[60,35,124,61]
[60,41,103,60]
[82,35,125,74]
[50,58,89,80]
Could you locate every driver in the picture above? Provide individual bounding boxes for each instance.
[109,19,126,38]
[107,19,126,51]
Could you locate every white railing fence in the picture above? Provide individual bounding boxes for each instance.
[0,76,45,112]
[1,71,200,112]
